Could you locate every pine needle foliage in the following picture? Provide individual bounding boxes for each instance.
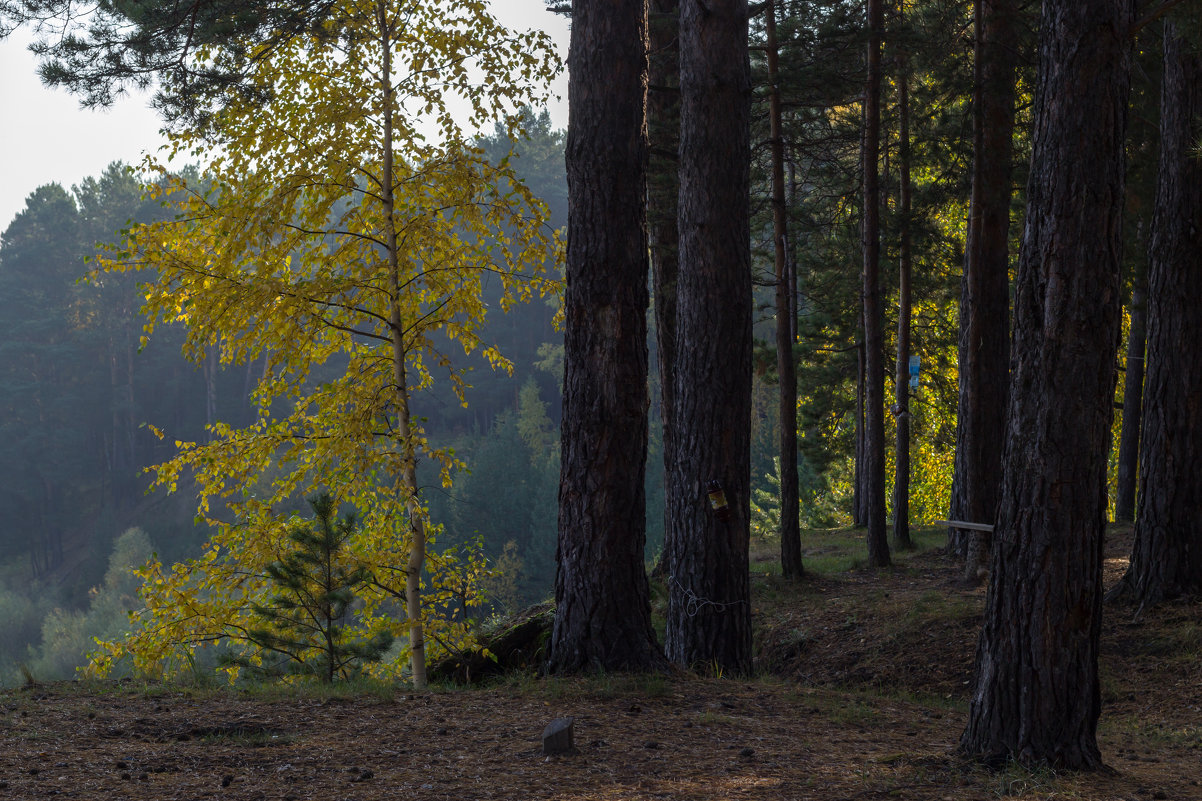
[225,494,393,684]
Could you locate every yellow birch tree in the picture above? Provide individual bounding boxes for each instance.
[88,0,560,687]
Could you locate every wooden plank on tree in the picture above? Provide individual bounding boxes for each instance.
[936,519,995,532]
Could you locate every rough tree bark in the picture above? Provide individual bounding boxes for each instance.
[649,0,680,580]
[548,0,665,673]
[1112,23,1202,608]
[665,0,753,674]
[948,0,1017,566]
[958,0,1134,770]
[767,0,803,579]
[862,0,889,567]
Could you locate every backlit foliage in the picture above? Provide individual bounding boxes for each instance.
[87,0,560,683]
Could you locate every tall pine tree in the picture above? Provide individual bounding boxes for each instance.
[959,0,1135,769]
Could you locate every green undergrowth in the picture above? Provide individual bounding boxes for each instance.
[749,523,949,577]
[1102,715,1202,751]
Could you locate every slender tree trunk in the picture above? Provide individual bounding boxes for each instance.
[892,49,914,552]
[1113,23,1202,608]
[244,356,261,425]
[787,161,799,343]
[123,332,137,483]
[853,91,867,535]
[665,0,753,674]
[106,317,139,506]
[397,357,428,691]
[108,341,124,498]
[649,0,680,580]
[948,0,1018,568]
[204,345,219,439]
[959,0,1134,769]
[37,472,62,572]
[862,0,889,567]
[120,315,136,469]
[767,0,802,579]
[379,5,427,690]
[29,361,59,574]
[854,340,866,527]
[549,0,665,673]
[1114,277,1146,523]
[29,490,46,578]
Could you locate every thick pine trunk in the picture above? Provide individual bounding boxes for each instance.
[664,0,753,674]
[862,0,889,567]
[767,0,803,579]
[959,0,1133,770]
[1117,24,1202,607]
[649,0,679,580]
[549,0,664,673]
[948,0,1017,563]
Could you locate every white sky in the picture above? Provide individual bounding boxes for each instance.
[0,1,569,233]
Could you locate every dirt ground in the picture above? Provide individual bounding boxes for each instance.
[0,528,1198,801]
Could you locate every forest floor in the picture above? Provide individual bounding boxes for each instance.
[0,525,1198,801]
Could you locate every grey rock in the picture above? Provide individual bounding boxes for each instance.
[542,717,575,755]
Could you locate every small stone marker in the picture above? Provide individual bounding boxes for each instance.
[542,717,575,755]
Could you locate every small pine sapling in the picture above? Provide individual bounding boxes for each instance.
[230,494,392,683]
[750,457,783,541]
